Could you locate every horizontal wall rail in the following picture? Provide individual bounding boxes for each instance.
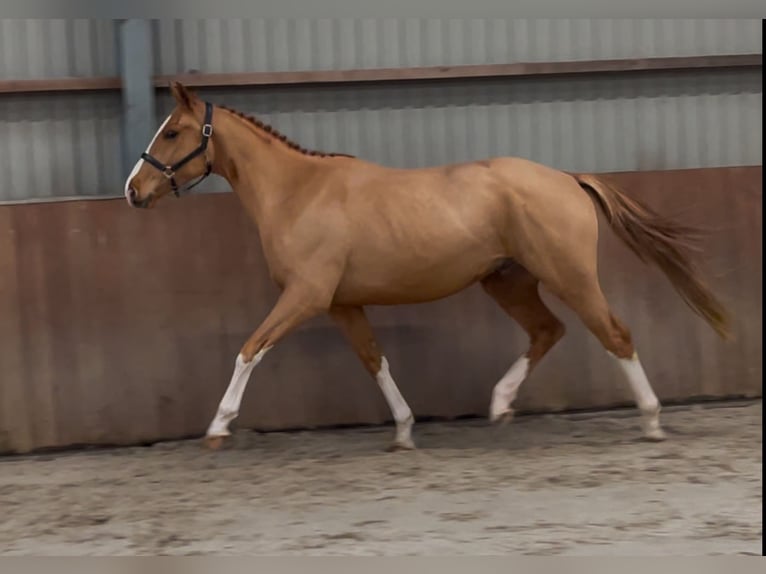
[0,54,761,94]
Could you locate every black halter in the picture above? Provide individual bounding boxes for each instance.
[141,101,214,197]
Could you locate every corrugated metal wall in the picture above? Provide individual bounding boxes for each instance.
[179,69,761,173]
[0,19,762,202]
[0,92,122,202]
[2,19,761,79]
[0,19,117,79]
[150,19,762,74]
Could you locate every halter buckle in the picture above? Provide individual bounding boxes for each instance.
[202,124,213,137]
[162,167,175,179]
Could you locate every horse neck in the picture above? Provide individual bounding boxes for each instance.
[211,108,317,225]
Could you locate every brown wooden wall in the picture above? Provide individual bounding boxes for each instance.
[0,166,761,454]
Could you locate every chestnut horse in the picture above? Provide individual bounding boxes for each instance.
[125,82,729,451]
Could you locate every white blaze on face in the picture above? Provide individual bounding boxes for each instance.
[123,115,172,205]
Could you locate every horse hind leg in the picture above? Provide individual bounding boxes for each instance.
[481,263,566,424]
[557,281,667,441]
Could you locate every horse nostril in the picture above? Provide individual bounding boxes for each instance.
[128,187,138,206]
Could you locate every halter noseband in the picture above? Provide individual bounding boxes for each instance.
[140,101,214,197]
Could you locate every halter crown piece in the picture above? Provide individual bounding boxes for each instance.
[140,101,215,197]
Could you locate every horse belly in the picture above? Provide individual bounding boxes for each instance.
[332,176,510,305]
[333,243,503,306]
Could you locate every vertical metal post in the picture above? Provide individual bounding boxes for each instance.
[117,19,156,179]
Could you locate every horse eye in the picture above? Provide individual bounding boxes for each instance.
[164,130,179,140]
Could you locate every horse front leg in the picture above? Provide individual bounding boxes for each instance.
[204,284,333,449]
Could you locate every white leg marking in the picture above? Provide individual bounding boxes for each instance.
[613,352,666,441]
[376,357,415,449]
[123,114,172,204]
[206,348,270,438]
[489,355,530,423]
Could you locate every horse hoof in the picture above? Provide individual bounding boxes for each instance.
[386,439,416,452]
[490,409,514,426]
[204,435,228,450]
[643,428,667,442]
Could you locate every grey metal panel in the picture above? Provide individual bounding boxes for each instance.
[0,18,761,202]
[150,18,762,75]
[175,68,761,174]
[0,92,122,201]
[0,18,760,80]
[0,67,760,202]
[0,19,117,79]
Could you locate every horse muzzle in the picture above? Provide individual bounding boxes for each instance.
[127,186,153,209]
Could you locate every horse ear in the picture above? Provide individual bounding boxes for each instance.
[169,81,196,110]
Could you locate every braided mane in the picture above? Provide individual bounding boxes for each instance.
[218,105,354,159]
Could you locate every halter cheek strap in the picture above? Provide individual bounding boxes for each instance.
[141,101,215,197]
